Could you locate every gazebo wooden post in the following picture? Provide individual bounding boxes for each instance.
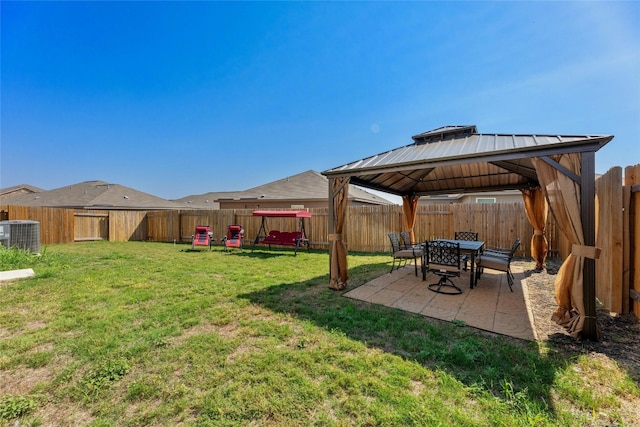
[401,194,420,244]
[581,151,598,340]
[328,177,336,264]
[327,176,350,290]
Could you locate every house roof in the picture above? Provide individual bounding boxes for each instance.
[174,170,395,207]
[322,125,613,196]
[2,180,184,210]
[0,184,46,198]
[175,191,240,208]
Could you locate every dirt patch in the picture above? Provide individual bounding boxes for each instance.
[0,366,53,395]
[35,403,95,427]
[519,258,640,382]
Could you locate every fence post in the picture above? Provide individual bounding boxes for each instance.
[625,165,640,317]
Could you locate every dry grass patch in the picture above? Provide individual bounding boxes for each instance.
[0,366,52,395]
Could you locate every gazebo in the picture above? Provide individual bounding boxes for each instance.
[322,125,614,341]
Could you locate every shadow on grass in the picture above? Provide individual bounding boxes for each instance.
[240,261,567,418]
[228,246,318,258]
[177,245,309,257]
[230,251,290,259]
[180,248,214,253]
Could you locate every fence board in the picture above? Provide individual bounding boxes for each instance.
[596,167,624,313]
[309,208,329,246]
[146,211,180,242]
[74,210,109,241]
[109,211,147,242]
[623,182,631,314]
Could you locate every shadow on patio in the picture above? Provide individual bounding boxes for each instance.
[344,263,536,341]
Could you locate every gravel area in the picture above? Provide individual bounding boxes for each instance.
[518,257,640,382]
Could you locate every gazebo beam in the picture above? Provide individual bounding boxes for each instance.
[539,156,582,183]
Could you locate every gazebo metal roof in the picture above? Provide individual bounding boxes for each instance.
[323,126,613,196]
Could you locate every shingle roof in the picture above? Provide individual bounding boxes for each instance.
[2,180,183,210]
[0,184,46,198]
[174,170,394,207]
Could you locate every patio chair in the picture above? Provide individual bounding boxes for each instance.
[222,224,244,251]
[400,231,422,250]
[475,238,521,292]
[454,231,478,271]
[425,240,462,294]
[388,232,424,277]
[191,225,213,250]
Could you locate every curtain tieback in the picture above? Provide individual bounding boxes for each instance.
[571,244,601,259]
[533,230,545,236]
[329,234,342,241]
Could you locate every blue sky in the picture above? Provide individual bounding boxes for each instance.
[2,1,639,200]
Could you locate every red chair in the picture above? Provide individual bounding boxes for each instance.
[224,225,244,251]
[191,225,213,250]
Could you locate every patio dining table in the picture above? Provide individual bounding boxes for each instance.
[423,239,485,289]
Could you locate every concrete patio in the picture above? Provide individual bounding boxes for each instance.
[344,263,536,341]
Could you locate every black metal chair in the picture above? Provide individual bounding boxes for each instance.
[425,240,462,294]
[388,233,424,276]
[400,231,421,250]
[475,238,521,292]
[454,231,478,271]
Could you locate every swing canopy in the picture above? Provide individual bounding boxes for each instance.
[252,210,312,218]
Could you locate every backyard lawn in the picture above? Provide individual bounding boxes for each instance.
[0,242,638,426]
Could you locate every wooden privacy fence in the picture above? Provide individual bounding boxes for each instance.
[1,164,638,315]
[0,203,549,254]
[147,204,551,257]
[1,206,74,243]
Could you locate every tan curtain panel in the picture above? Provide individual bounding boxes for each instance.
[532,154,588,338]
[521,187,549,270]
[401,194,420,243]
[329,177,349,290]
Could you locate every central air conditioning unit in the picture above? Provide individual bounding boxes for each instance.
[0,220,41,253]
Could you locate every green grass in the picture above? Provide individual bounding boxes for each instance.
[0,242,638,426]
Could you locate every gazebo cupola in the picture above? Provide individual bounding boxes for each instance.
[411,125,478,144]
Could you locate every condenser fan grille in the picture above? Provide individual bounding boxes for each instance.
[0,220,41,253]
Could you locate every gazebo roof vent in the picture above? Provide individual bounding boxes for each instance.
[411,125,478,144]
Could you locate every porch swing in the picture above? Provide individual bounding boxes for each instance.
[251,210,311,255]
